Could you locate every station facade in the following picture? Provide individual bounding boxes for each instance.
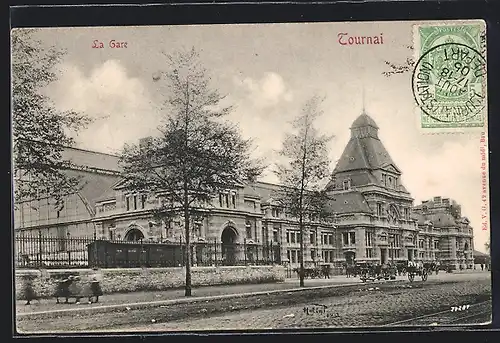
[14,113,475,270]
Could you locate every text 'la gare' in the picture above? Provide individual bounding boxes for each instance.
[92,40,128,49]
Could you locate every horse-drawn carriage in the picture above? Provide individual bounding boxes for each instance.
[406,263,428,282]
[357,262,397,282]
[293,264,331,279]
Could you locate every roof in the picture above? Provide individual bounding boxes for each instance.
[473,250,489,257]
[325,170,380,190]
[94,184,118,203]
[61,147,121,172]
[250,182,281,204]
[65,169,121,208]
[334,136,401,173]
[351,113,379,129]
[323,191,372,215]
[243,183,264,199]
[334,114,401,175]
[412,211,459,227]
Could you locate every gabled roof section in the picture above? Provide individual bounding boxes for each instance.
[94,185,117,203]
[243,184,263,199]
[334,113,401,174]
[251,181,281,204]
[324,191,372,215]
[64,169,121,208]
[112,178,128,190]
[380,163,401,174]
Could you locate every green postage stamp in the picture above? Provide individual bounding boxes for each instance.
[412,21,487,130]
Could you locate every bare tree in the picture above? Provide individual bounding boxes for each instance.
[382,45,415,77]
[273,96,334,287]
[119,48,263,296]
[12,29,91,206]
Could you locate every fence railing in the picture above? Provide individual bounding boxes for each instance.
[14,233,282,269]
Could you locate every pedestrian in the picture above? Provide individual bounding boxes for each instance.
[481,263,484,271]
[24,274,37,305]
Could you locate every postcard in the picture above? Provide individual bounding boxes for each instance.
[12,20,490,333]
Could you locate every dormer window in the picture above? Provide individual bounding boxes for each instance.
[343,179,351,190]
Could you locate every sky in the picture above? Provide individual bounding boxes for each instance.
[23,21,489,252]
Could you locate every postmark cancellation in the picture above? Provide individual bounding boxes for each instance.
[412,21,487,131]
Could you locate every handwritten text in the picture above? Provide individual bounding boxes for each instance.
[303,304,340,318]
[451,305,470,312]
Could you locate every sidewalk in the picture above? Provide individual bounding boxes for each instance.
[15,275,375,315]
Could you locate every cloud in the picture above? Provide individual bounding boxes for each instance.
[400,139,488,251]
[47,60,159,154]
[237,72,293,109]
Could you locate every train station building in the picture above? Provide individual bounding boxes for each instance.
[14,112,476,271]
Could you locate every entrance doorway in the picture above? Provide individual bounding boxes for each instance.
[124,228,144,241]
[221,227,238,265]
[380,248,387,264]
[344,251,355,265]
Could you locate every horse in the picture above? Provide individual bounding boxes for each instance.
[423,262,439,275]
[395,262,407,276]
[373,264,382,278]
[345,265,356,278]
[320,265,331,279]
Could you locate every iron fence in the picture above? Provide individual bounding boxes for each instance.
[14,232,282,269]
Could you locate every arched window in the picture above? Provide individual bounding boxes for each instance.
[124,228,144,241]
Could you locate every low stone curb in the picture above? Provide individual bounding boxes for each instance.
[17,279,404,320]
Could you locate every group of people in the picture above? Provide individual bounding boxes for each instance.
[345,259,442,277]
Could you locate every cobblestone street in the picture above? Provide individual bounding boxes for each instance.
[111,272,491,331]
[16,274,373,314]
[17,271,491,333]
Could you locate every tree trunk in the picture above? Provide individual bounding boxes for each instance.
[184,194,192,296]
[299,212,305,287]
[183,77,192,297]
[298,116,309,288]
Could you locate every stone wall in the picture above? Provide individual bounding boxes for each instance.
[15,265,286,300]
